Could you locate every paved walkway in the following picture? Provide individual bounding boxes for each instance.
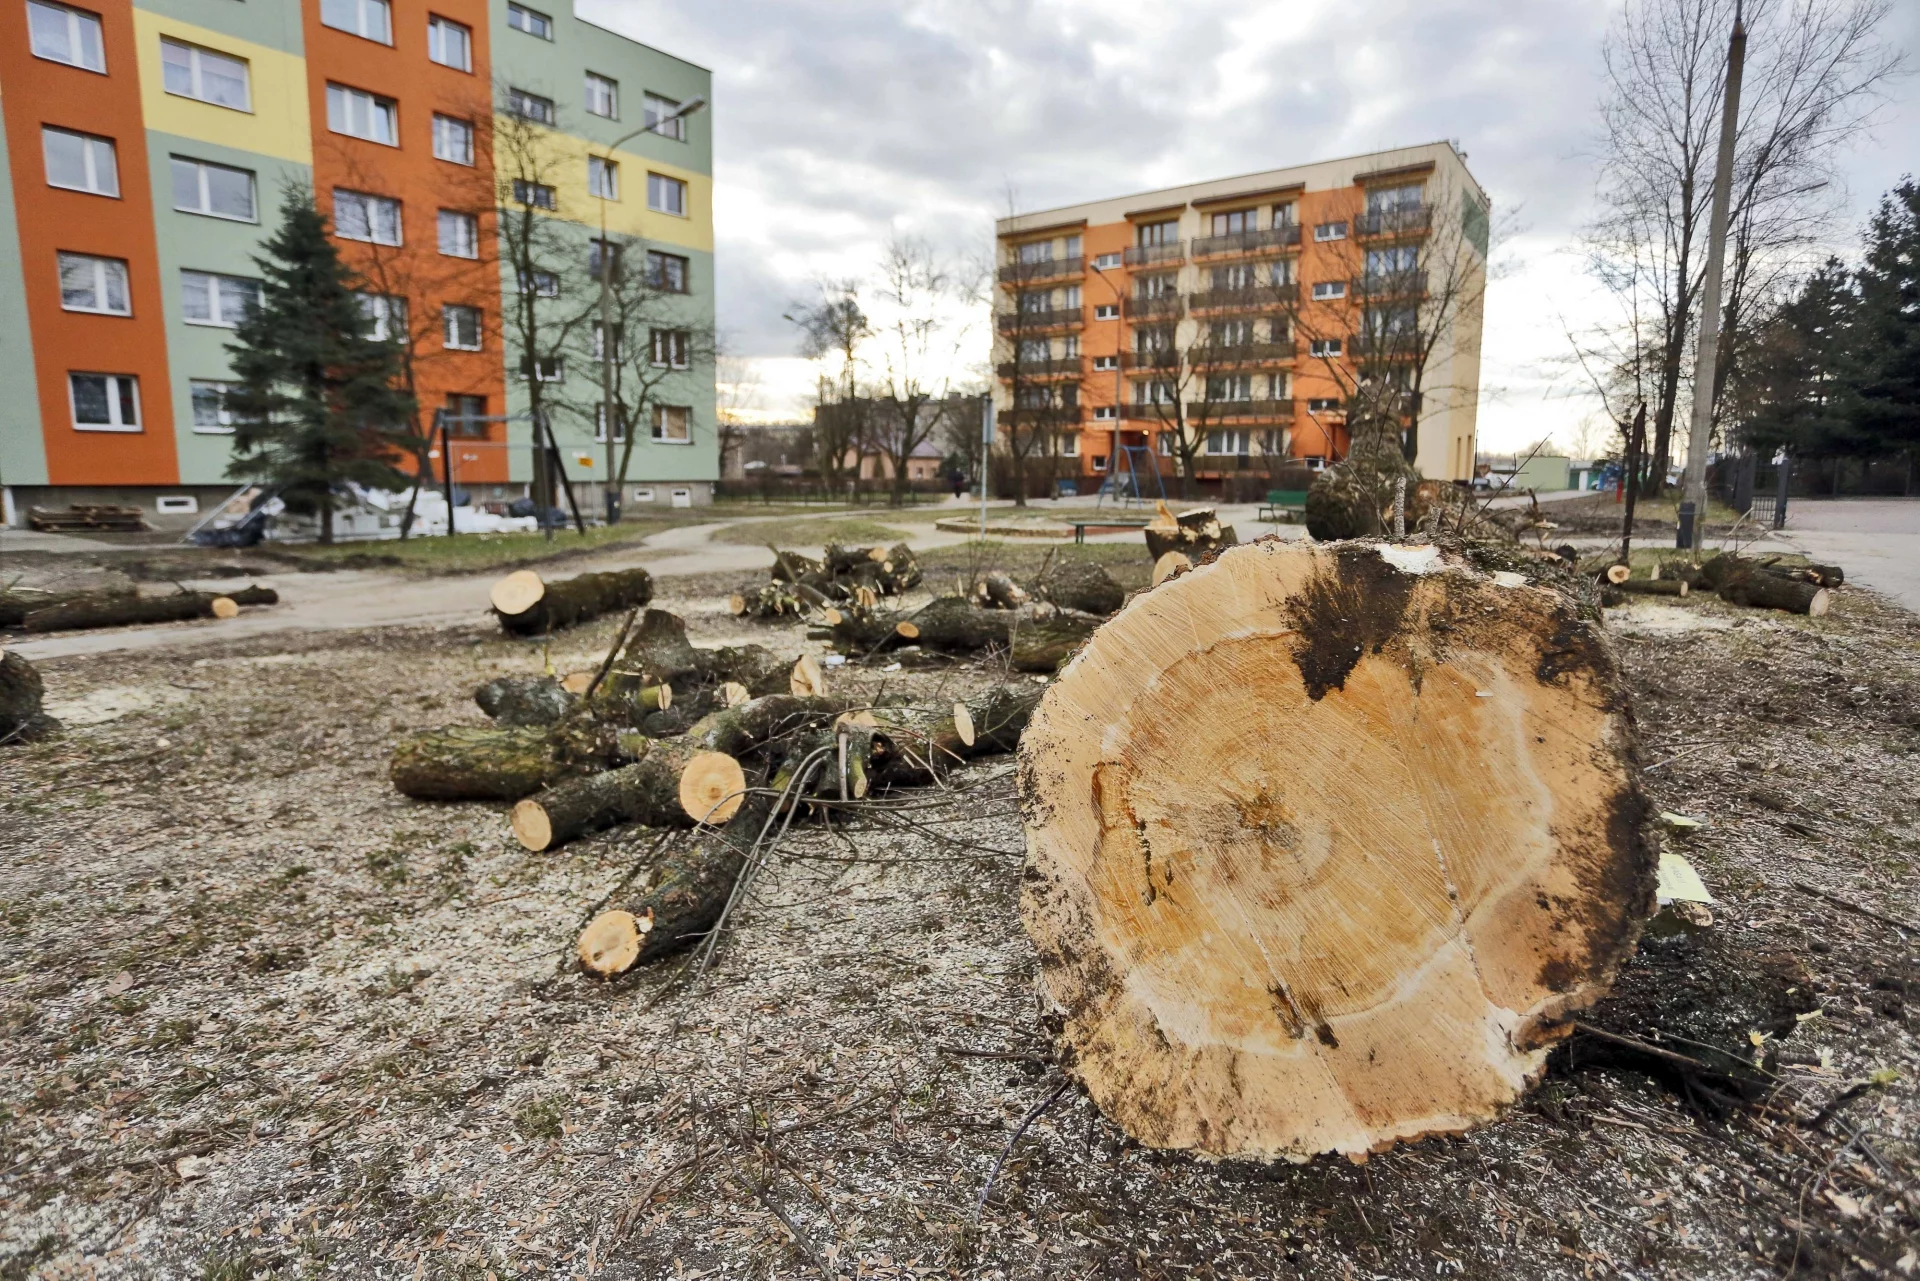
[1781,499,1920,615]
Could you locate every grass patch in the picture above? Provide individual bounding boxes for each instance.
[716,517,909,548]
[263,519,674,576]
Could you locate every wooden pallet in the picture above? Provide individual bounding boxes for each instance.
[27,505,148,533]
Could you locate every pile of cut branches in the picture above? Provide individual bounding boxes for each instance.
[1596,551,1842,616]
[730,543,922,620]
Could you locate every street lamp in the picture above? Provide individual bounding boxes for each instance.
[593,95,707,527]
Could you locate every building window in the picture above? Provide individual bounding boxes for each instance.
[1093,303,1118,320]
[356,292,406,341]
[1366,245,1419,277]
[327,84,397,145]
[1307,397,1343,414]
[161,39,250,111]
[1367,183,1424,215]
[432,115,474,165]
[1206,374,1252,402]
[507,87,555,124]
[588,156,618,200]
[644,249,687,292]
[28,0,105,72]
[1313,221,1348,242]
[1312,281,1347,300]
[437,210,478,258]
[589,321,622,359]
[1136,219,1178,247]
[444,393,487,435]
[1092,405,1118,421]
[1057,433,1079,456]
[1309,338,1342,358]
[42,127,117,197]
[519,268,559,296]
[1091,354,1118,371]
[506,2,551,37]
[1091,252,1121,270]
[170,156,254,220]
[646,173,687,216]
[57,252,130,315]
[651,404,690,442]
[521,356,564,381]
[427,15,471,70]
[190,379,236,433]
[320,0,391,43]
[333,189,401,244]
[69,372,139,431]
[1210,209,1255,236]
[587,238,622,280]
[442,303,481,350]
[1273,203,1297,228]
[181,270,261,327]
[649,328,689,367]
[1206,429,1251,455]
[643,93,685,139]
[585,73,618,119]
[1016,240,1054,265]
[512,179,556,210]
[594,404,628,442]
[1091,454,1108,472]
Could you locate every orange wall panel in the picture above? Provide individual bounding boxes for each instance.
[1,0,179,485]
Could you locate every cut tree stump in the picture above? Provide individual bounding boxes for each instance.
[490,567,653,636]
[21,585,277,633]
[1144,505,1236,564]
[0,650,60,744]
[1018,539,1653,1162]
[1035,560,1125,617]
[510,742,746,852]
[1151,552,1191,586]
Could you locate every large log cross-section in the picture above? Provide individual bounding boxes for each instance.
[1017,540,1654,1163]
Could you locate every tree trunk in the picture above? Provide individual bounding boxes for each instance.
[1,586,134,628]
[21,586,278,633]
[510,739,746,852]
[475,676,577,727]
[1017,539,1653,1163]
[390,723,632,801]
[1034,561,1125,617]
[910,596,1017,652]
[871,686,1042,788]
[1010,613,1097,672]
[0,650,60,745]
[490,567,653,636]
[1614,578,1689,597]
[1720,571,1831,616]
[975,571,1029,610]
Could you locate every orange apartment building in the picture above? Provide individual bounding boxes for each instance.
[992,141,1488,495]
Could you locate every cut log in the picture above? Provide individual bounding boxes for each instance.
[976,571,1030,610]
[1152,552,1191,586]
[701,645,792,696]
[1806,563,1844,587]
[770,549,825,585]
[683,693,863,758]
[615,608,701,684]
[2,586,128,628]
[1144,505,1237,563]
[1035,560,1124,617]
[474,675,577,727]
[490,567,653,636]
[389,723,632,801]
[1304,453,1422,542]
[586,680,673,725]
[1605,564,1632,585]
[21,585,277,633]
[871,686,1042,788]
[733,582,805,619]
[1017,539,1653,1162]
[0,650,60,744]
[1614,578,1689,597]
[1010,613,1098,673]
[790,653,826,696]
[909,597,1016,652]
[718,681,750,707]
[510,741,747,852]
[209,597,240,619]
[1722,573,1831,616]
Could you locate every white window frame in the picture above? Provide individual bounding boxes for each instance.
[651,403,691,443]
[506,2,551,38]
[588,156,618,201]
[507,87,555,125]
[1057,432,1079,457]
[320,0,392,44]
[1307,397,1343,414]
[180,269,261,328]
[523,356,564,382]
[520,269,559,297]
[1092,303,1119,321]
[646,172,687,217]
[1309,339,1343,358]
[642,93,685,140]
[170,156,256,221]
[1092,405,1118,421]
[585,72,618,119]
[326,83,398,146]
[431,114,474,165]
[68,371,140,432]
[57,252,130,315]
[513,179,556,210]
[333,189,402,245]
[28,0,105,73]
[189,379,237,434]
[357,291,407,341]
[42,127,118,197]
[437,210,479,258]
[594,404,628,443]
[1313,221,1348,243]
[427,14,472,70]
[156,495,199,513]
[442,303,482,350]
[1091,354,1118,371]
[1312,281,1347,300]
[160,38,251,112]
[1091,252,1120,270]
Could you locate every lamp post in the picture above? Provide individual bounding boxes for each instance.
[592,95,707,527]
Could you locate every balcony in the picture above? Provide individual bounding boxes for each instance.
[1119,402,1177,420]
[1190,223,1302,258]
[1123,294,1183,320]
[1200,341,1295,366]
[997,255,1085,285]
[1353,270,1429,297]
[1123,241,1185,267]
[1186,398,1295,422]
[1000,406,1084,427]
[1188,283,1298,313]
[1120,348,1178,371]
[1356,206,1433,238]
[995,357,1084,379]
[1350,333,1419,358]
[997,306,1084,333]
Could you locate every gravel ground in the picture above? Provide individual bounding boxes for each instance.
[1,555,1915,1280]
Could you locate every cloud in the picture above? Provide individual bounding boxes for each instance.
[583,0,1920,446]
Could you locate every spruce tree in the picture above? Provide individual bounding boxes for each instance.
[224,189,420,544]
[1736,260,1857,457]
[1848,180,1920,463]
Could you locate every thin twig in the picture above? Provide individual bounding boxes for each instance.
[974,1077,1071,1220]
[1791,881,1917,934]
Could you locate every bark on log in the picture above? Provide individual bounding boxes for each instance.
[1,586,134,628]
[826,608,920,654]
[1304,455,1422,542]
[871,686,1042,788]
[732,583,805,619]
[1722,572,1831,616]
[1010,613,1098,673]
[21,585,276,633]
[770,549,825,585]
[976,571,1030,610]
[0,650,60,744]
[390,723,634,801]
[910,597,1017,652]
[1017,539,1653,1162]
[475,675,577,727]
[510,740,747,852]
[1035,561,1125,617]
[1614,578,1689,597]
[1144,506,1237,563]
[490,567,653,636]
[683,693,863,758]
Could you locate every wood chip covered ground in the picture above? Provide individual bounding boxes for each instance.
[2,542,1917,1280]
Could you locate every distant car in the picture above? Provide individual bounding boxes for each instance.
[1472,472,1517,492]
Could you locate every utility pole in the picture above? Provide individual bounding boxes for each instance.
[979,396,993,531]
[1679,3,1746,550]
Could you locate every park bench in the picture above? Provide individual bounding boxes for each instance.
[1259,489,1309,523]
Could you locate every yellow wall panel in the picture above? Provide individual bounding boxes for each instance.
[497,126,713,253]
[132,9,312,164]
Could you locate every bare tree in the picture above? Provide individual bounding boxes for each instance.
[1583,0,1903,491]
[868,237,979,506]
[785,280,871,493]
[991,207,1085,505]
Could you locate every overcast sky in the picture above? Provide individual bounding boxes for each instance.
[581,0,1919,453]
